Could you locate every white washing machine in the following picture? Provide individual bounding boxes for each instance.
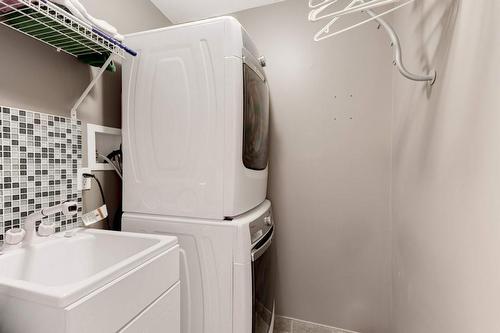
[122,16,270,220]
[122,200,276,333]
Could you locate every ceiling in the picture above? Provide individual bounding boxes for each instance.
[150,0,284,23]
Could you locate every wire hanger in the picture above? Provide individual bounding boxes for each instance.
[309,0,400,22]
[308,0,437,85]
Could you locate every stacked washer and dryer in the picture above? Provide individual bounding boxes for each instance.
[121,17,275,333]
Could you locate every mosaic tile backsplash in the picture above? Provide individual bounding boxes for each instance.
[0,106,83,243]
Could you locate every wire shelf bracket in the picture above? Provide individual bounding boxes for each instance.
[70,53,114,119]
[308,0,437,85]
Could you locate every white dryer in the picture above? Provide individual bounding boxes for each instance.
[122,200,276,333]
[122,16,270,220]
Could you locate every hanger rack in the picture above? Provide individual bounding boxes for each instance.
[308,0,436,85]
[0,0,138,118]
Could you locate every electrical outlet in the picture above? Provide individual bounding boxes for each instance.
[77,168,92,191]
[83,176,92,191]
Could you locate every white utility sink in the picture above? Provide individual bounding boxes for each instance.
[0,228,180,333]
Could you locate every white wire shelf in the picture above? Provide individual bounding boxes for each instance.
[0,0,137,59]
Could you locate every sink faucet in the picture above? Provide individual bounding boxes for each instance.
[23,201,78,245]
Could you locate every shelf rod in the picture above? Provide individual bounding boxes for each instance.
[366,9,437,85]
[71,54,114,119]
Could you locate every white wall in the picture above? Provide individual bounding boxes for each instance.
[233,1,393,332]
[391,0,500,332]
[0,0,170,226]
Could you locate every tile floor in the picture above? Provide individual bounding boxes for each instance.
[274,316,360,333]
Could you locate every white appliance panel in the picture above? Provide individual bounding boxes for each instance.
[122,215,237,333]
[123,20,226,219]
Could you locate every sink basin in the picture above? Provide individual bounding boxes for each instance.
[0,228,177,307]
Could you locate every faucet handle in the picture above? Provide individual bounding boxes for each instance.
[5,228,26,245]
[38,221,56,237]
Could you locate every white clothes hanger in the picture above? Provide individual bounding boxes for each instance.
[310,0,413,40]
[309,0,401,21]
[308,0,337,9]
[308,0,437,85]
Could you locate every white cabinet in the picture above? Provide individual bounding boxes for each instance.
[65,247,180,333]
[119,283,181,333]
[0,245,180,333]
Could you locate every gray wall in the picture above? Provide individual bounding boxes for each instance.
[0,0,170,227]
[233,1,393,332]
[391,1,500,332]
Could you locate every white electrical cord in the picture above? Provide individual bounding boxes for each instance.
[98,153,123,180]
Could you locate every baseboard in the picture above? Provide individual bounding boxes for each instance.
[274,315,361,333]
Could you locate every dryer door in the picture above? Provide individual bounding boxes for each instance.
[242,57,270,171]
[251,226,276,333]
